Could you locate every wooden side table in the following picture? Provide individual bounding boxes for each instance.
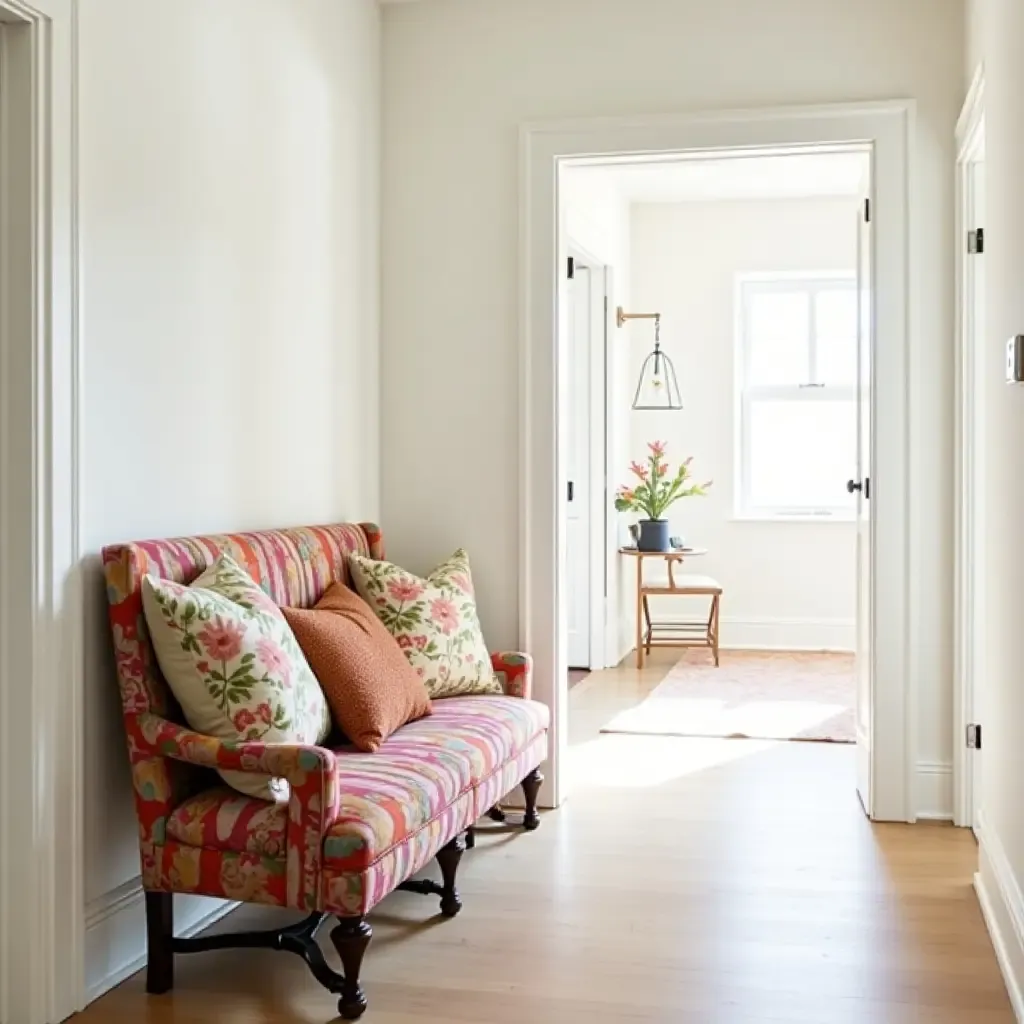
[619,547,721,669]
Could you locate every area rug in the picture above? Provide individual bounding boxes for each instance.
[600,650,856,743]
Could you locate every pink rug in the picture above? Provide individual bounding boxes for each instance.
[601,650,856,743]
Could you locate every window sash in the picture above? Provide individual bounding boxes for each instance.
[737,275,858,518]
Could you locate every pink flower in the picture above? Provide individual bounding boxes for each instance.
[618,487,636,503]
[387,579,424,603]
[629,460,649,480]
[256,637,288,678]
[397,635,413,649]
[255,701,273,725]
[196,660,210,675]
[199,616,244,662]
[430,597,459,635]
[414,635,427,650]
[648,440,666,457]
[450,572,473,594]
[233,708,256,731]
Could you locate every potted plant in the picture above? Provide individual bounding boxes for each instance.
[614,441,711,551]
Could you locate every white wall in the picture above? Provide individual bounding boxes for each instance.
[628,197,857,651]
[967,0,1024,1011]
[381,0,962,774]
[79,0,381,999]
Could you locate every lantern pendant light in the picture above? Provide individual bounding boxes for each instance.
[617,307,684,411]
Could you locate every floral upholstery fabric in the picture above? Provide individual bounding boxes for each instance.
[322,793,477,915]
[348,549,502,699]
[167,787,287,858]
[102,522,548,917]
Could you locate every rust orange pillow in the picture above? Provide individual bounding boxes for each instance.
[283,583,432,751]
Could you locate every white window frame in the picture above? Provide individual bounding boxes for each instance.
[734,271,857,522]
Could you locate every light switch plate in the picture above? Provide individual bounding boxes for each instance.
[1006,335,1024,383]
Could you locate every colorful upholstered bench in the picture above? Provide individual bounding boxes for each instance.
[102,522,549,1020]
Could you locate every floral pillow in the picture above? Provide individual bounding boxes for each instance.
[347,549,501,699]
[141,555,330,801]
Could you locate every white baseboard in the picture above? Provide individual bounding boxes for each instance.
[85,876,239,1003]
[975,814,1024,1020]
[915,760,954,821]
[720,616,855,652]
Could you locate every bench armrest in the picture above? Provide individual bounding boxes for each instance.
[490,651,533,699]
[135,711,336,784]
[133,712,340,910]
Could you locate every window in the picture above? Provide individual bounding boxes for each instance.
[736,275,858,519]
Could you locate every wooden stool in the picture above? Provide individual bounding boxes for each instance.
[620,548,720,668]
[642,574,722,667]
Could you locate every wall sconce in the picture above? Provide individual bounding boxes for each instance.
[617,307,683,410]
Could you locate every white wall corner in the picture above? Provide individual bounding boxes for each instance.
[85,878,238,1004]
[975,815,1024,1019]
[914,760,954,821]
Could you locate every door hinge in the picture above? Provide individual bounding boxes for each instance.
[863,197,871,223]
[567,256,575,279]
[567,480,574,502]
[968,228,985,254]
[966,723,982,749]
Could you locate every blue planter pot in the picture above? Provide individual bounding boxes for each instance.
[637,519,670,552]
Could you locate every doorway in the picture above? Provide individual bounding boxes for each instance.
[954,76,985,834]
[564,246,610,673]
[522,103,913,819]
[559,149,870,800]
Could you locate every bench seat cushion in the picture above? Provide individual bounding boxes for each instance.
[165,695,550,912]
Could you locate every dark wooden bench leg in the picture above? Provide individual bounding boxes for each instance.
[145,891,174,994]
[521,767,543,831]
[435,833,466,917]
[331,917,372,1020]
[465,825,476,849]
[486,805,506,822]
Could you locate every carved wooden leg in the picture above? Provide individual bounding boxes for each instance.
[521,767,543,831]
[330,917,372,1020]
[486,805,506,822]
[435,834,466,917]
[145,891,174,994]
[465,825,476,849]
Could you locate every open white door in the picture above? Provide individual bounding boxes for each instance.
[853,192,874,815]
[566,260,592,669]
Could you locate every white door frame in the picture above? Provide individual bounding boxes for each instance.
[953,66,985,830]
[0,1,83,1021]
[564,240,611,671]
[521,101,914,818]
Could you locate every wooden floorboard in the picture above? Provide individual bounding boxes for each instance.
[81,651,1011,1022]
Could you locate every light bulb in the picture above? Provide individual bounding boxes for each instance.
[651,371,664,389]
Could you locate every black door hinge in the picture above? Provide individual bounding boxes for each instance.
[567,256,575,279]
[567,480,574,501]
[864,197,871,223]
[966,723,982,749]
[968,228,985,254]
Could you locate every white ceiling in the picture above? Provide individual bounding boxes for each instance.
[568,151,868,204]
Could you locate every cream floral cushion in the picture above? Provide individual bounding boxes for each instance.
[141,555,331,801]
[348,549,501,699]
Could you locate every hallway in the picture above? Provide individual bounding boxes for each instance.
[80,656,1010,1023]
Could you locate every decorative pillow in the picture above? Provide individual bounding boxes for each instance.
[141,555,331,801]
[347,549,501,699]
[283,583,432,752]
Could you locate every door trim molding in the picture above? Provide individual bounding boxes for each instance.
[953,64,985,829]
[520,101,914,817]
[0,1,83,1020]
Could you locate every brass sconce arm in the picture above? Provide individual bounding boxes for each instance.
[616,307,661,329]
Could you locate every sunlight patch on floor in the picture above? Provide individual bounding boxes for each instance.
[566,732,780,790]
[602,696,848,740]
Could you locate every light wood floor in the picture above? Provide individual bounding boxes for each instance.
[82,650,1011,1022]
